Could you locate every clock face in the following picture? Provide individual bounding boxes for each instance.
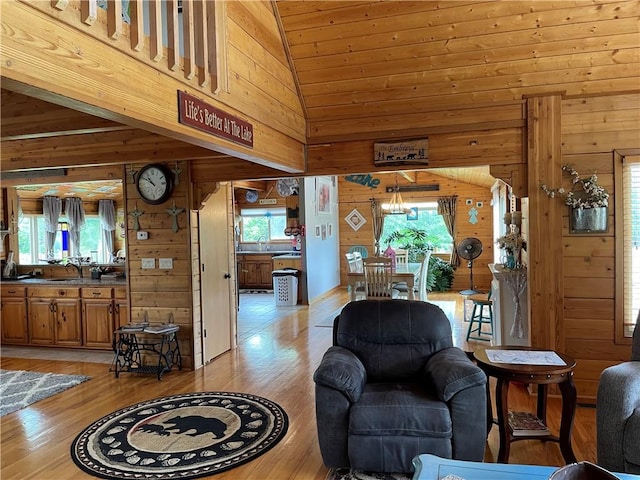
[136,164,174,205]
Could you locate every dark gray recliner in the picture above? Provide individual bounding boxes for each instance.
[313,300,487,473]
[597,317,640,474]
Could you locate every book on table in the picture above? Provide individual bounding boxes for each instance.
[508,411,550,437]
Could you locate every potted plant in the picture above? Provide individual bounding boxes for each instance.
[383,228,455,292]
[541,164,609,233]
[496,232,525,269]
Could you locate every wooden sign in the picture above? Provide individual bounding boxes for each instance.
[178,91,253,147]
[259,198,277,205]
[374,138,428,166]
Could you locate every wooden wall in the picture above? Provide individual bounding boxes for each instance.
[558,93,640,400]
[125,161,194,369]
[337,171,493,291]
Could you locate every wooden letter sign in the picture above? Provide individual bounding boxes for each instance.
[178,91,253,147]
[374,139,428,166]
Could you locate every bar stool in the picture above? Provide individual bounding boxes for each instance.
[466,291,494,342]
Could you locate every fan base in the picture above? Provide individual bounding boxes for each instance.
[459,289,479,295]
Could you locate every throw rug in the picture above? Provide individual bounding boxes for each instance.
[0,369,90,417]
[71,391,289,479]
[327,469,411,480]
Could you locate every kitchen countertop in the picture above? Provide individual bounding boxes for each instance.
[236,251,300,256]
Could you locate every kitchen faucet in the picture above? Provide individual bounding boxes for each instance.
[64,258,84,278]
[257,236,269,251]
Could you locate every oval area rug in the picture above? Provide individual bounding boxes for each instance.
[71,391,288,479]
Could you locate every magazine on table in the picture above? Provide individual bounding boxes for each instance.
[508,411,550,437]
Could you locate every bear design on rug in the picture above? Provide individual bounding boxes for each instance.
[138,415,228,438]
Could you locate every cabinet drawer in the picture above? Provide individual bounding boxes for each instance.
[81,287,113,298]
[1,286,26,297]
[27,287,79,298]
[113,287,127,299]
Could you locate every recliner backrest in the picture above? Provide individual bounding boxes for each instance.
[334,300,453,382]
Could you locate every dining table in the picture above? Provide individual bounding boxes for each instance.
[347,262,422,301]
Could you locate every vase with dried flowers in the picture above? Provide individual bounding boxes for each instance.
[496,232,525,269]
[540,164,609,232]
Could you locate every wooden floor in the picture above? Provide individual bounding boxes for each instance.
[0,290,598,479]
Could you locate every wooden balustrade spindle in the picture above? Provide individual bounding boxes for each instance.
[182,0,196,80]
[148,0,163,62]
[81,0,98,26]
[193,0,209,88]
[107,0,122,40]
[166,0,180,71]
[129,0,144,51]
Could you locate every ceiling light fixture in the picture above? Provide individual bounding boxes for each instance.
[382,174,412,215]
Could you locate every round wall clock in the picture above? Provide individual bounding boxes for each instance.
[136,163,174,205]
[245,190,259,203]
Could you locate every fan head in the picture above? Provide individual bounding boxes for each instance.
[457,237,483,261]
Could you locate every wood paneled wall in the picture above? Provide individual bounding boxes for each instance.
[337,171,493,291]
[558,93,640,401]
[125,161,194,369]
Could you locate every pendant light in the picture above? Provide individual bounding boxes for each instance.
[382,174,412,214]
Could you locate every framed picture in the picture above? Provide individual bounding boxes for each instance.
[465,198,473,206]
[321,224,327,240]
[316,177,332,214]
[315,225,321,238]
[406,207,418,221]
[328,223,333,237]
[476,201,484,208]
[345,209,366,231]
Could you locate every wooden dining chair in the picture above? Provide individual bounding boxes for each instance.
[345,252,366,300]
[394,248,409,265]
[363,256,397,299]
[395,251,431,301]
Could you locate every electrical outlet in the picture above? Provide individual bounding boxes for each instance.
[137,231,149,240]
[159,258,173,269]
[141,258,155,269]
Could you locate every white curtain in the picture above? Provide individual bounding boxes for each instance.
[43,196,62,259]
[99,200,116,263]
[65,197,85,258]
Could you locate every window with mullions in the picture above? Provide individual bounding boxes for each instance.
[381,202,453,254]
[18,215,106,264]
[615,153,640,341]
[240,208,287,242]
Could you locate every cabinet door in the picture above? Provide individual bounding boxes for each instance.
[54,299,82,346]
[1,298,28,344]
[259,262,273,288]
[244,261,259,287]
[82,299,114,349]
[28,299,55,345]
[237,260,246,289]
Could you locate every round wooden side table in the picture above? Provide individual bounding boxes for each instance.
[473,347,577,465]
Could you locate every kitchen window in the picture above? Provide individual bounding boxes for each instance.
[240,208,287,243]
[18,215,107,264]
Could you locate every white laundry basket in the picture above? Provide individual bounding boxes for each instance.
[272,269,299,306]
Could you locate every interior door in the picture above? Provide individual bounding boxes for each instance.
[199,185,234,363]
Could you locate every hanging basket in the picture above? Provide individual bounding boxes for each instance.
[569,206,608,233]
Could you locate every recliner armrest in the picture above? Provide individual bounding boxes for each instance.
[425,347,486,402]
[313,346,367,402]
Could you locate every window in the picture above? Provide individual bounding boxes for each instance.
[240,208,287,242]
[615,153,640,341]
[381,202,453,254]
[18,214,106,264]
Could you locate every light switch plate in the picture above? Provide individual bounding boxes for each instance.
[159,258,173,269]
[137,231,149,240]
[141,258,155,269]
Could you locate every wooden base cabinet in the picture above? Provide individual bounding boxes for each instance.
[27,287,81,347]
[1,286,28,344]
[82,287,128,349]
[238,255,274,289]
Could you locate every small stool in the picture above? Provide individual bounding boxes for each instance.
[466,292,494,342]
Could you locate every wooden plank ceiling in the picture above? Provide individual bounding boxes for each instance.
[3,1,637,189]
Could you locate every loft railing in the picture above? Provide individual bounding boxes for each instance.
[44,0,226,94]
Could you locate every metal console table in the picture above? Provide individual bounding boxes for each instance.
[112,324,182,380]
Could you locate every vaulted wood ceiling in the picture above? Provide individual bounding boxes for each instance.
[2,1,637,191]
